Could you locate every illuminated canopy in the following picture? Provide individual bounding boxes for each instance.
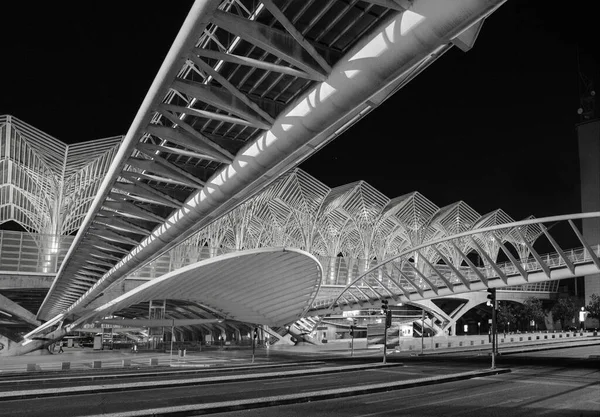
[69,247,322,329]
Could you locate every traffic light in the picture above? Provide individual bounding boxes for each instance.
[385,310,392,328]
[350,318,357,336]
[486,288,496,308]
[381,299,388,314]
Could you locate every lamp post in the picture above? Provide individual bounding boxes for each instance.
[347,317,357,357]
[252,327,257,364]
[421,309,425,355]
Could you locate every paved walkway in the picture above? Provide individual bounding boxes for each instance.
[1,332,598,374]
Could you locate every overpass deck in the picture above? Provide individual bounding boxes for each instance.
[36,0,507,325]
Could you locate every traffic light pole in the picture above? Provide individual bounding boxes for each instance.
[491,303,496,369]
[486,288,497,369]
[421,309,425,355]
[350,325,355,357]
[383,318,387,364]
[252,327,257,364]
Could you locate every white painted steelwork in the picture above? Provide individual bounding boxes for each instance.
[0,116,121,236]
[310,213,600,315]
[38,0,507,322]
[66,247,322,330]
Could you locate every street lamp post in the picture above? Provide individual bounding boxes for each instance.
[421,309,425,355]
[350,324,355,357]
[346,317,356,357]
[252,327,257,364]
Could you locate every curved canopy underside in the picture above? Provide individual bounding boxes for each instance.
[72,247,322,328]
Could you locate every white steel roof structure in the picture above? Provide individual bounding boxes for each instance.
[37,0,507,323]
[90,168,582,324]
[67,247,322,330]
[112,167,562,300]
[313,212,600,315]
[181,168,539,274]
[0,115,121,235]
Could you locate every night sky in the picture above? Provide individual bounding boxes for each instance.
[1,1,597,223]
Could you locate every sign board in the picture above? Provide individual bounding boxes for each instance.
[102,327,113,341]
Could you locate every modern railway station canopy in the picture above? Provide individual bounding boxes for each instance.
[6,0,571,353]
[34,0,506,327]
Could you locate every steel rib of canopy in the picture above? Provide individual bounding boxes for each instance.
[38,0,506,322]
[67,247,322,329]
[310,212,600,315]
[0,115,121,236]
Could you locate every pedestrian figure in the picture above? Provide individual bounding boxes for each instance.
[579,307,589,331]
[58,341,64,353]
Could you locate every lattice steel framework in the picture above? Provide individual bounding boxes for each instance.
[183,168,542,283]
[313,212,600,314]
[39,0,507,321]
[0,115,121,236]
[124,167,566,305]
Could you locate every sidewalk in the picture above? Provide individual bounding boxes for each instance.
[1,332,598,374]
[0,347,270,374]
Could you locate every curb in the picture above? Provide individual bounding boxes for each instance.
[412,339,600,357]
[496,340,600,356]
[85,368,511,417]
[0,362,403,401]
[0,361,325,387]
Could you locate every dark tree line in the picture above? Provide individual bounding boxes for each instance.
[494,294,600,332]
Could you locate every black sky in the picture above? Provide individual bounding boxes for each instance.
[1,1,597,224]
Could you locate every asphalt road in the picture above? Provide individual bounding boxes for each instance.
[0,361,483,417]
[219,365,600,417]
[1,346,598,417]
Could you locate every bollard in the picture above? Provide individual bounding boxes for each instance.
[122,359,131,367]
[93,360,102,369]
[26,363,37,372]
[150,358,159,366]
[61,362,70,370]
